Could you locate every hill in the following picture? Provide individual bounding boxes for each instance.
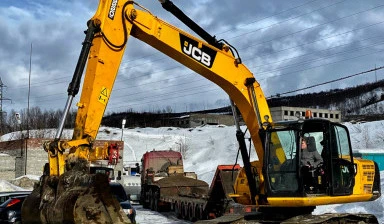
[267,79,384,118]
[102,79,384,127]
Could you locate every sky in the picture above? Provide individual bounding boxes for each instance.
[1,120,384,223]
[2,0,384,115]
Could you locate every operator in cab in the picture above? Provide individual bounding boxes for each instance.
[300,136,323,168]
[300,136,323,191]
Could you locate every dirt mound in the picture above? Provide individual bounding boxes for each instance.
[10,176,39,189]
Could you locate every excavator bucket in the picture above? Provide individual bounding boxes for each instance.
[22,160,131,223]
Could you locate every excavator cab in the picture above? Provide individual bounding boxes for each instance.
[263,118,379,200]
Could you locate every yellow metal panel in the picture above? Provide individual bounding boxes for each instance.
[267,194,374,207]
[353,159,376,195]
[73,1,134,141]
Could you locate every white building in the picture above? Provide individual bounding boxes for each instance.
[270,106,341,123]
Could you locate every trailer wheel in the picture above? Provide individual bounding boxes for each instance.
[181,201,187,220]
[174,201,182,218]
[187,203,195,221]
[163,202,171,212]
[142,190,149,209]
[151,196,158,211]
[195,204,203,220]
[154,190,159,212]
[149,189,155,211]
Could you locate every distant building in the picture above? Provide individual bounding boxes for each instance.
[168,107,341,128]
[169,113,235,128]
[270,106,341,122]
[0,139,124,180]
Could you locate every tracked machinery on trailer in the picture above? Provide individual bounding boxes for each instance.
[21,0,381,223]
[139,150,209,214]
[139,149,244,221]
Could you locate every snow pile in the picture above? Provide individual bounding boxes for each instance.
[0,180,28,191]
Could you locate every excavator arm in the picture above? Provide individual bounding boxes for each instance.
[52,0,270,199]
[22,1,270,223]
[45,0,270,177]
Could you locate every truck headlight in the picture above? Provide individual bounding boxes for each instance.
[7,210,16,222]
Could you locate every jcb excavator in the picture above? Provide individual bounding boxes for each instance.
[22,0,381,223]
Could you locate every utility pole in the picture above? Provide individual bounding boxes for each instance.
[25,43,32,175]
[0,77,11,135]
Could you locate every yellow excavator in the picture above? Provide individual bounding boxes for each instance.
[22,0,381,223]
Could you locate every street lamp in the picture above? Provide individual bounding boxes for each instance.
[15,113,22,141]
[121,119,126,141]
[15,113,21,125]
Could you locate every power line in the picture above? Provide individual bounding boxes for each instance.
[116,0,323,70]
[248,35,383,70]
[118,0,359,76]
[269,66,384,97]
[255,41,384,77]
[109,65,384,111]
[260,48,384,81]
[226,0,347,40]
[239,4,384,51]
[217,0,321,36]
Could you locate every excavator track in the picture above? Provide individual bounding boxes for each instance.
[282,213,379,224]
[196,212,379,224]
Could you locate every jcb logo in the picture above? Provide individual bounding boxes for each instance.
[179,34,217,68]
[183,41,211,67]
[108,0,118,20]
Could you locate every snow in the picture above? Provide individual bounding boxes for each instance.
[0,180,27,192]
[135,209,189,224]
[14,175,40,181]
[354,149,384,154]
[1,120,384,223]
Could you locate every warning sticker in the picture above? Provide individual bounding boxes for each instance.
[98,86,109,105]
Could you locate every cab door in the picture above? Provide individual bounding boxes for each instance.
[264,130,301,197]
[329,124,355,196]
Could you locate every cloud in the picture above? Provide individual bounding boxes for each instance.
[1,0,384,117]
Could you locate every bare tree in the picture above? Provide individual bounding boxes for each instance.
[361,126,371,148]
[0,106,77,136]
[175,136,189,159]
